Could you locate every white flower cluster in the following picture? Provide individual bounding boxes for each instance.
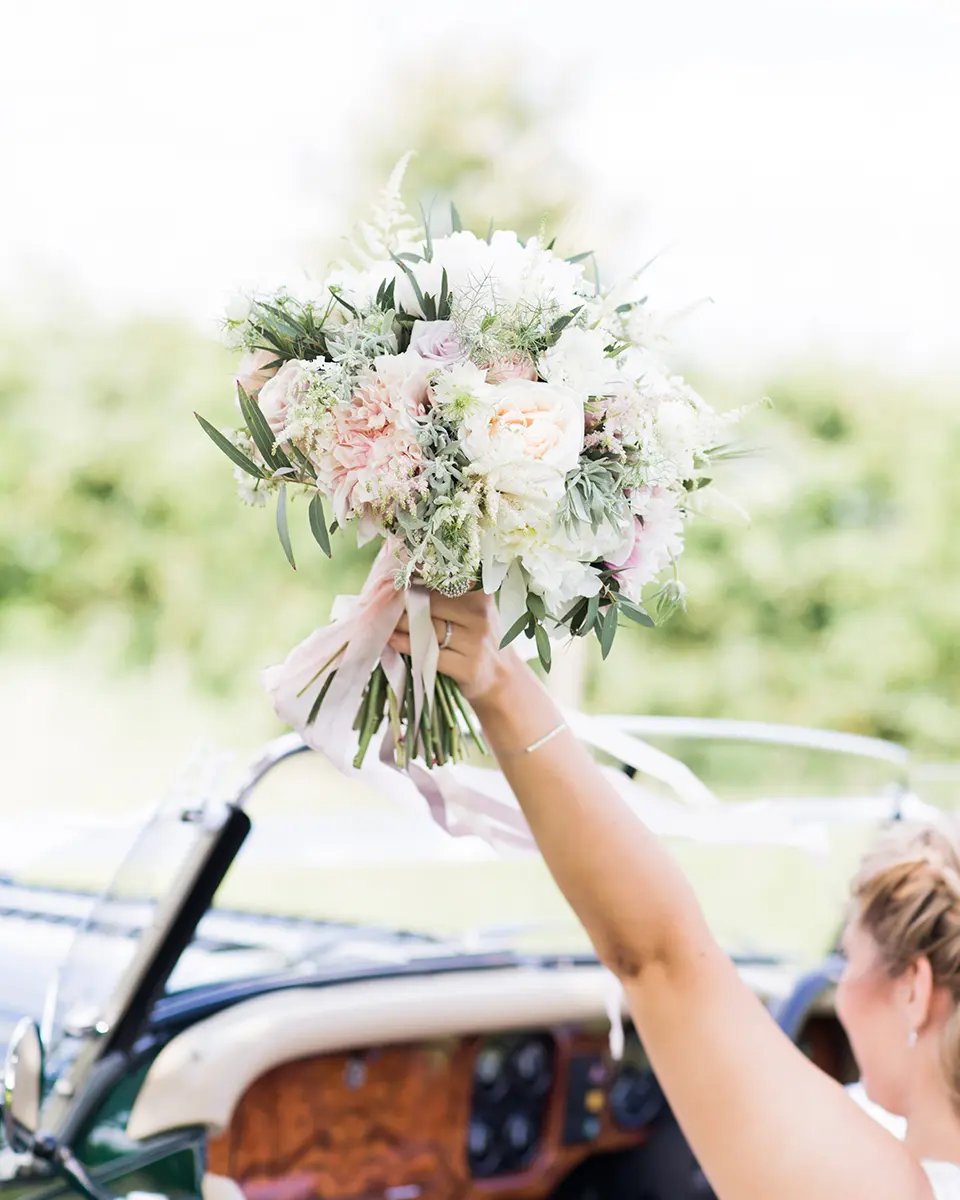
[212,159,749,644]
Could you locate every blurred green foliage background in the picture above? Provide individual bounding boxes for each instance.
[2,52,958,789]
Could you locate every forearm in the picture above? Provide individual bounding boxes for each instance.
[472,655,715,978]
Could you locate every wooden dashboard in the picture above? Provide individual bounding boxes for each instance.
[207,1026,650,1200]
[204,997,855,1200]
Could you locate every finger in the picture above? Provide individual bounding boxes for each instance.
[397,597,478,633]
[395,613,462,648]
[389,631,468,664]
[428,590,495,626]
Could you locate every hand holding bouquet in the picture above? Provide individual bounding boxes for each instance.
[198,156,752,781]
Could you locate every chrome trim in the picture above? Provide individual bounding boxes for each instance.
[232,732,310,811]
[594,715,911,771]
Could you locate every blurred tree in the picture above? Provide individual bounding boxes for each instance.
[302,45,616,269]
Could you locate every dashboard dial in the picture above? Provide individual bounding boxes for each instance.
[468,1035,556,1178]
[474,1045,509,1100]
[504,1112,534,1153]
[609,1065,664,1130]
[510,1037,553,1096]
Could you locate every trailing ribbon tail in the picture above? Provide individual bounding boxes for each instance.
[262,542,440,774]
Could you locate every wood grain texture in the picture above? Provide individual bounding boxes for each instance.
[207,1029,647,1200]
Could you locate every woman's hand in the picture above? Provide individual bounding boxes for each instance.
[388,590,523,707]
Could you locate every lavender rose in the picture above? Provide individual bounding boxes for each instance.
[409,320,468,366]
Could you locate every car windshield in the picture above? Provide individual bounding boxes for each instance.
[4,722,921,1045]
[35,801,223,1075]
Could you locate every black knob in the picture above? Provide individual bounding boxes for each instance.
[504,1112,534,1152]
[467,1118,502,1178]
[468,1119,493,1158]
[609,1066,664,1130]
[474,1045,509,1100]
[510,1039,552,1095]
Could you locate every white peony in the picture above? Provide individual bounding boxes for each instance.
[521,542,602,616]
[539,326,622,397]
[461,378,584,507]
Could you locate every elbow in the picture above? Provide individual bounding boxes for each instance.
[596,935,666,983]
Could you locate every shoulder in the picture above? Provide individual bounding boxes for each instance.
[923,1161,960,1198]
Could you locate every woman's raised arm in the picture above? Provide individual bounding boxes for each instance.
[389,590,932,1200]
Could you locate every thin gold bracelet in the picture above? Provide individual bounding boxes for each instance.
[503,720,568,757]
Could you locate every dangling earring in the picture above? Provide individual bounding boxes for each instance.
[908,1028,918,1048]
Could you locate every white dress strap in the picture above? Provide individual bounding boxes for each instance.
[923,1161,960,1198]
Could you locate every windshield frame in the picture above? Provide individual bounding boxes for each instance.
[38,799,249,1139]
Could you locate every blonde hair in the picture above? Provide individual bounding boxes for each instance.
[852,821,960,1111]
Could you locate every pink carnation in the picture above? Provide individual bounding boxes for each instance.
[311,351,434,540]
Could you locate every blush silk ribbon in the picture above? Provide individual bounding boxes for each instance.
[261,544,722,858]
[261,542,538,855]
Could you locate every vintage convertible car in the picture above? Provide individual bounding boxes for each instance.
[0,716,924,1200]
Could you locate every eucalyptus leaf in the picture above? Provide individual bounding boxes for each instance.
[276,484,296,569]
[619,601,655,627]
[500,611,531,649]
[195,413,263,478]
[526,591,546,621]
[534,623,552,673]
[308,493,332,557]
[237,383,289,472]
[450,202,462,233]
[292,445,317,480]
[599,602,619,659]
[584,593,601,634]
[566,250,594,264]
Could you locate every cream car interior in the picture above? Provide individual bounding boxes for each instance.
[127,960,851,1200]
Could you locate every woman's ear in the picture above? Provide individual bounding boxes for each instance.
[903,955,935,1033]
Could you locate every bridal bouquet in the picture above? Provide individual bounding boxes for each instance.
[197,156,749,778]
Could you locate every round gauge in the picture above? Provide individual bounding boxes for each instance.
[474,1044,510,1100]
[609,1065,664,1130]
[468,1118,493,1158]
[509,1037,553,1096]
[467,1118,502,1177]
[503,1112,534,1153]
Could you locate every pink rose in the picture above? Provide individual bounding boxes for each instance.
[409,320,468,366]
[485,354,538,384]
[235,348,279,396]
[257,360,313,438]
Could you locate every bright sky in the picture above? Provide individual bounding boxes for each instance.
[2,0,958,375]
